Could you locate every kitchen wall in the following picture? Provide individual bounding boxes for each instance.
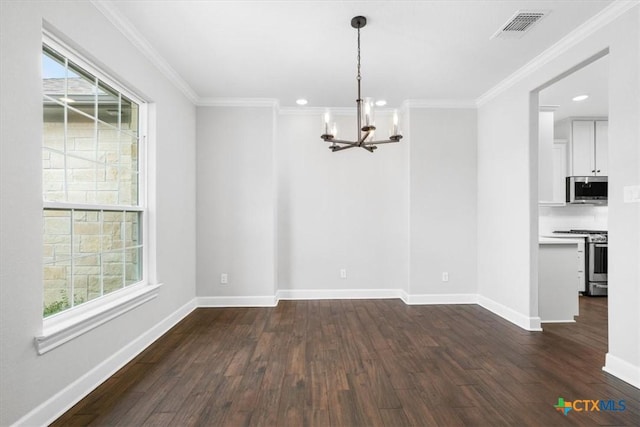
[538,205,608,235]
[477,4,639,387]
[0,2,197,425]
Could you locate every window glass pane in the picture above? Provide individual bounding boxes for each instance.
[124,211,141,247]
[66,156,103,204]
[43,209,71,262]
[103,251,124,294]
[120,133,139,205]
[73,210,101,257]
[97,81,120,125]
[43,101,65,149]
[66,107,96,162]
[73,254,101,306]
[43,259,72,317]
[97,122,119,164]
[43,151,66,202]
[120,96,139,135]
[103,211,124,251]
[42,48,67,104]
[67,60,96,117]
[125,247,142,286]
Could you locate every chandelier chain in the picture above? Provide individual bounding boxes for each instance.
[357,28,361,82]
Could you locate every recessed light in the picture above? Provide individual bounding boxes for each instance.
[296,98,308,106]
[572,94,589,102]
[375,99,387,107]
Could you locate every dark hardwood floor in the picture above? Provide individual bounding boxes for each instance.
[53,296,639,426]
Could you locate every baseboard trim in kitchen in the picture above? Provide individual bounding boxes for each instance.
[477,295,543,331]
[603,353,640,389]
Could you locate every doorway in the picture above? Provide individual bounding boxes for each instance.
[533,51,610,354]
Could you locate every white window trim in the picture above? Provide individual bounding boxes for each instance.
[38,32,157,354]
[35,283,162,355]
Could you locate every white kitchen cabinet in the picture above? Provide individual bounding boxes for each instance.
[539,240,580,322]
[571,120,608,176]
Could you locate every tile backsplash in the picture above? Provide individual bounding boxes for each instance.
[539,205,608,235]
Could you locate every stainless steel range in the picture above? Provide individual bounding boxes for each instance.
[553,230,608,296]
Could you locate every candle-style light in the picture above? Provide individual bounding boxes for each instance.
[320,16,403,153]
[392,110,399,136]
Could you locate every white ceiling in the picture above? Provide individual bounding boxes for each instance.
[103,0,614,108]
[539,55,608,122]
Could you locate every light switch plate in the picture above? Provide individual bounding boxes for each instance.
[623,185,640,203]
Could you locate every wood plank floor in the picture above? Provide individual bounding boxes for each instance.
[53,296,639,426]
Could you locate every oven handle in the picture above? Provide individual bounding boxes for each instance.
[593,243,608,248]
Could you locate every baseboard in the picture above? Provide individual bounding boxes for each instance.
[541,319,576,324]
[402,292,478,305]
[277,288,403,300]
[12,298,197,427]
[197,295,277,307]
[603,353,640,389]
[477,295,543,331]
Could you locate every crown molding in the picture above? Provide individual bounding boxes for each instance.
[476,0,640,107]
[278,106,351,115]
[197,98,280,108]
[90,0,199,104]
[401,99,477,109]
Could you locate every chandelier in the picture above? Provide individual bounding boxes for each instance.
[321,16,403,153]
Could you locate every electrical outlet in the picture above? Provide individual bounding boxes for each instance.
[442,272,449,282]
[220,273,228,284]
[340,268,347,279]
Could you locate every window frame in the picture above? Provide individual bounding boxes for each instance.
[37,32,158,354]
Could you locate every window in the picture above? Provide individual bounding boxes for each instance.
[42,39,146,318]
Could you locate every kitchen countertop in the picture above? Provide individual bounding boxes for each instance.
[539,236,584,244]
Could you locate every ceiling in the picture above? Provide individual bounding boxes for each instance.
[539,55,608,122]
[102,0,615,108]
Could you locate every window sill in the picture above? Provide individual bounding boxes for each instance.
[35,283,162,355]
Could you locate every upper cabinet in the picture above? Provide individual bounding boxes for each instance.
[569,119,608,176]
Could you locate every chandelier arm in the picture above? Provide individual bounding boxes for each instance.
[361,146,376,153]
[365,139,401,145]
[331,144,359,152]
[329,139,358,146]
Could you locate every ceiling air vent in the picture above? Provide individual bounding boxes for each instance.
[491,10,549,39]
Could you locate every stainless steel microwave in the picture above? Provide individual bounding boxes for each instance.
[566,176,608,204]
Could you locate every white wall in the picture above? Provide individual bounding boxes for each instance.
[276,112,409,294]
[0,2,197,425]
[196,107,476,300]
[409,108,477,297]
[538,205,608,235]
[196,106,276,299]
[477,5,640,385]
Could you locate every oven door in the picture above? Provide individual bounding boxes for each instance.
[588,242,608,282]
